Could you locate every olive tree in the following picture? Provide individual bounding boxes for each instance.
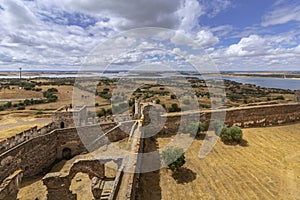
[162,147,186,171]
[186,122,206,137]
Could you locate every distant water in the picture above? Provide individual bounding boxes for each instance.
[217,76,300,90]
[0,72,299,90]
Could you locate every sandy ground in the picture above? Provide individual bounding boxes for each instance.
[138,123,300,200]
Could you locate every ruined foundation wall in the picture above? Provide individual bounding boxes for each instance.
[0,122,129,184]
[0,170,23,200]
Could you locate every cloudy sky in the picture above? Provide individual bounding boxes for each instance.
[0,0,299,71]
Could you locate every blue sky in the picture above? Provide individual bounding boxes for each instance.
[0,0,299,71]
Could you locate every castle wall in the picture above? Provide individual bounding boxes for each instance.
[0,123,56,155]
[0,122,129,184]
[161,103,300,133]
[52,106,87,128]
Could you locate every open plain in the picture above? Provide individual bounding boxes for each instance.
[138,123,300,200]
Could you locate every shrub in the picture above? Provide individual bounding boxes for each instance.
[229,126,243,142]
[169,103,180,112]
[97,108,106,117]
[220,127,231,142]
[48,88,58,93]
[106,108,112,115]
[155,99,160,104]
[17,106,25,110]
[274,95,285,100]
[170,94,176,99]
[186,122,206,137]
[5,102,12,108]
[161,147,186,171]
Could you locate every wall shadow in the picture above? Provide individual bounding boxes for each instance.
[137,136,162,200]
[171,167,197,184]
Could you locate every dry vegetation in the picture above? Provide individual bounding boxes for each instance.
[138,123,300,200]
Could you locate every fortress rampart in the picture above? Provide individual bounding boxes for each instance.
[1,103,300,199]
[162,103,300,134]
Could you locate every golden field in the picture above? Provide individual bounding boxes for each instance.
[138,123,300,200]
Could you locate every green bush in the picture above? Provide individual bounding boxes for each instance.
[48,88,58,93]
[186,122,206,137]
[170,94,176,99]
[220,127,231,142]
[17,106,25,110]
[169,103,180,112]
[5,102,12,108]
[229,126,243,142]
[161,146,186,171]
[97,108,106,117]
[106,108,112,115]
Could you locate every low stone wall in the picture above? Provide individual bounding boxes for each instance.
[0,170,23,200]
[0,122,55,155]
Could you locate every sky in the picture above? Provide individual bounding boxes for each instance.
[0,0,299,71]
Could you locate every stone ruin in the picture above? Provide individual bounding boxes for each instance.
[1,101,300,199]
[0,102,144,200]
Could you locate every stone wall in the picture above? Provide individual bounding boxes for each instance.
[0,122,128,184]
[52,106,87,128]
[162,103,300,134]
[0,122,56,155]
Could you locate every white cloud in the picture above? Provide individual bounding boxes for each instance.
[225,35,266,57]
[195,30,219,48]
[262,2,300,26]
[211,33,300,70]
[177,0,204,31]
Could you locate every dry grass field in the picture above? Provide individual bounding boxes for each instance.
[0,111,51,141]
[138,123,300,200]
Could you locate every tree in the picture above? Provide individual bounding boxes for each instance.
[220,127,231,142]
[229,126,243,142]
[97,108,106,117]
[162,147,186,171]
[169,103,180,112]
[186,122,206,137]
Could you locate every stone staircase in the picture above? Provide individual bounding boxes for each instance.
[100,179,115,200]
